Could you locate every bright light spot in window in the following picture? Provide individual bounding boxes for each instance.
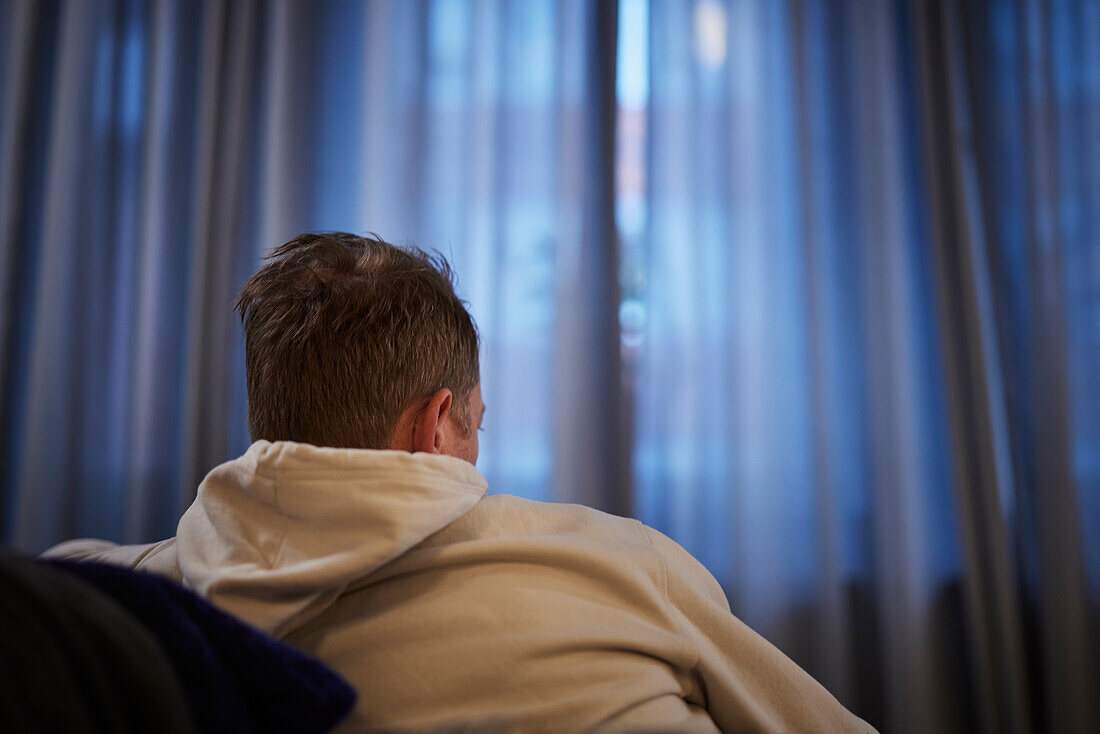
[619,298,647,347]
[617,0,649,111]
[693,0,728,69]
[616,191,646,239]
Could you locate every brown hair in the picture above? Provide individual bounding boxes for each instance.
[234,232,480,449]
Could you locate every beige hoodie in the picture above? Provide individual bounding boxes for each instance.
[45,441,876,734]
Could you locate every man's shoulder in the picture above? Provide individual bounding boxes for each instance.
[461,492,651,544]
[459,495,731,610]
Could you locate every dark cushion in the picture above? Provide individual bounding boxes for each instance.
[45,559,356,734]
[0,551,195,734]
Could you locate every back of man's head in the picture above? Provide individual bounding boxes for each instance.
[234,232,480,450]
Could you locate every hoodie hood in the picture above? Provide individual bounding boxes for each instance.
[176,441,487,637]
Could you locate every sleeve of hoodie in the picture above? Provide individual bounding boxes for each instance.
[639,524,878,734]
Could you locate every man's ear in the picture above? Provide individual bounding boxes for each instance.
[412,388,453,454]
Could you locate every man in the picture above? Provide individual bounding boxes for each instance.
[46,232,875,733]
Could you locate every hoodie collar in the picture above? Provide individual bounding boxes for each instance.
[177,441,487,636]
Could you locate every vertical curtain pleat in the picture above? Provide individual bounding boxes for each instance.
[0,0,39,402]
[130,0,206,536]
[180,0,264,499]
[0,0,49,533]
[127,0,183,539]
[912,0,1032,731]
[256,0,314,252]
[851,1,935,729]
[790,0,850,708]
[1016,2,1097,730]
[552,0,628,514]
[14,0,101,548]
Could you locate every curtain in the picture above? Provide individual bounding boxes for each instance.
[2,1,1097,733]
[917,1,1100,731]
[632,0,1098,732]
[634,1,964,730]
[0,0,624,549]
